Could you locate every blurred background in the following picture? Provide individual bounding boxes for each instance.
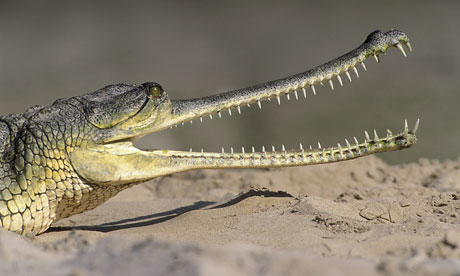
[0,1,458,164]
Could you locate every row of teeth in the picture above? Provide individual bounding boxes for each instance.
[171,42,412,127]
[185,119,419,156]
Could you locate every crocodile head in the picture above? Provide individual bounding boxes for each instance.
[69,29,417,185]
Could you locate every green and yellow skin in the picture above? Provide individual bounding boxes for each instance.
[0,29,416,235]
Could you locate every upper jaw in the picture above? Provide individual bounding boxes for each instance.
[121,29,413,148]
[168,29,411,127]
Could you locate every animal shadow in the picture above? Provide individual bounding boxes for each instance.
[47,188,293,233]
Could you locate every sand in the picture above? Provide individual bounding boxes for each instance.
[2,155,460,275]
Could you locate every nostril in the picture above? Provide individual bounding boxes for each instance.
[365,30,383,43]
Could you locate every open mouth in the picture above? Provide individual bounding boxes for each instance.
[71,29,418,185]
[161,29,418,164]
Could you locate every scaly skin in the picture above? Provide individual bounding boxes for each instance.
[0,29,417,235]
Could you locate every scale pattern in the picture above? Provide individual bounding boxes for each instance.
[0,103,132,235]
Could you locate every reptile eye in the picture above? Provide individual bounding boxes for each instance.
[150,86,162,97]
[142,82,164,99]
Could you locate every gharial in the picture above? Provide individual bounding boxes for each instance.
[0,29,418,235]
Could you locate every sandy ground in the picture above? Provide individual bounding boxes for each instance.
[1,155,460,275]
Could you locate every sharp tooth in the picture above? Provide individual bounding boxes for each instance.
[309,145,313,150]
[174,124,178,127]
[189,148,193,152]
[190,120,193,124]
[262,146,266,153]
[337,75,343,87]
[242,147,245,154]
[373,54,380,63]
[345,71,352,82]
[345,139,351,149]
[272,146,276,152]
[311,85,316,95]
[218,111,222,118]
[405,41,413,52]
[373,129,379,140]
[396,43,407,57]
[354,137,360,153]
[277,95,281,105]
[181,122,184,125]
[286,93,290,100]
[209,114,213,119]
[364,131,370,141]
[201,148,204,154]
[294,90,299,100]
[413,118,420,133]
[282,144,286,152]
[247,104,251,107]
[237,106,241,115]
[302,87,307,98]
[404,119,409,132]
[337,143,342,151]
[200,117,203,123]
[228,109,232,116]
[328,79,334,90]
[222,147,225,154]
[361,62,367,71]
[252,146,255,153]
[231,147,234,154]
[387,129,392,138]
[353,67,360,78]
[257,100,262,109]
[299,143,303,150]
[318,142,322,149]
